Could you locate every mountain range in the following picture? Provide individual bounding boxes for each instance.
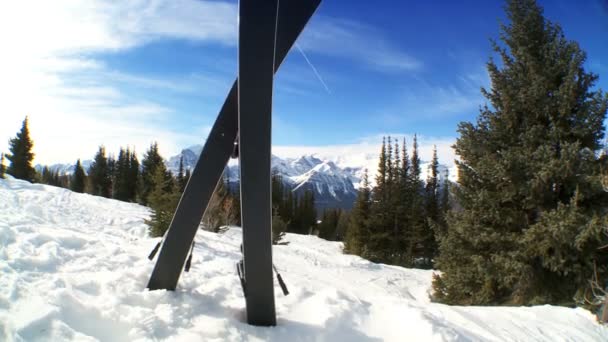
[166,145,455,210]
[36,144,455,210]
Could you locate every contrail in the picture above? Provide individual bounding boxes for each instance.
[295,43,332,94]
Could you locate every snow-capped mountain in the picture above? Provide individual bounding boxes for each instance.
[35,160,93,175]
[166,145,455,210]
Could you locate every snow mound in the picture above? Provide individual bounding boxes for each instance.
[1,177,606,341]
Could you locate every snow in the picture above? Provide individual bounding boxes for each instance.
[1,177,607,341]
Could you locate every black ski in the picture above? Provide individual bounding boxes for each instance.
[147,0,321,293]
[238,0,279,326]
[146,0,321,327]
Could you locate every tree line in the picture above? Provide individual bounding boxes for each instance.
[270,171,317,243]
[339,136,449,268]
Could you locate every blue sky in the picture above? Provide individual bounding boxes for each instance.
[1,0,607,165]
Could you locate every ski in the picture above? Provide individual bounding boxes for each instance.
[146,0,321,326]
[238,0,279,326]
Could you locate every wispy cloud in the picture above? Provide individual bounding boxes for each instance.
[373,66,490,125]
[299,17,422,72]
[0,0,238,164]
[0,0,424,165]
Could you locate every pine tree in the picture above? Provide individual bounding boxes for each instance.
[88,146,111,198]
[408,134,427,266]
[398,138,412,264]
[140,142,164,205]
[386,136,393,189]
[344,169,371,256]
[147,165,180,237]
[0,153,6,179]
[423,146,440,263]
[318,208,341,241]
[113,148,130,201]
[41,166,51,185]
[411,135,421,186]
[177,155,185,192]
[376,137,388,201]
[436,173,451,240]
[126,149,139,202]
[369,136,393,262]
[6,117,36,182]
[334,210,350,242]
[71,159,86,193]
[434,0,608,306]
[107,154,116,197]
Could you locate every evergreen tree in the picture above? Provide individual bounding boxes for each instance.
[88,146,111,197]
[6,117,36,182]
[434,0,608,306]
[0,153,5,179]
[334,210,350,242]
[386,136,393,188]
[177,155,185,192]
[318,208,341,241]
[107,154,116,197]
[147,165,180,237]
[408,134,428,266]
[397,138,413,264]
[369,137,393,262]
[41,166,52,184]
[71,159,86,193]
[127,149,140,202]
[423,146,440,263]
[140,142,164,205]
[435,174,451,241]
[344,169,371,256]
[376,137,388,201]
[113,148,130,201]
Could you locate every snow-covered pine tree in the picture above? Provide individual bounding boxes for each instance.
[433,0,608,306]
[6,117,36,182]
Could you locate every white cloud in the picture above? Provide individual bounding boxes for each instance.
[0,0,423,166]
[0,0,237,165]
[299,17,421,72]
[274,133,457,168]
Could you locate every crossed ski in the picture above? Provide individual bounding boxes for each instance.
[146,0,322,326]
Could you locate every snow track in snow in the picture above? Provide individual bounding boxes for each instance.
[0,177,607,341]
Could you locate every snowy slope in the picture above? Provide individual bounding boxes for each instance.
[1,177,607,341]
